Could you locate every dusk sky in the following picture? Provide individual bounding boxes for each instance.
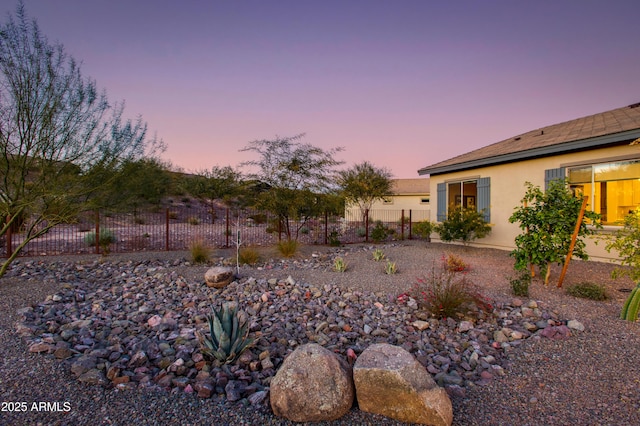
[5,1,640,178]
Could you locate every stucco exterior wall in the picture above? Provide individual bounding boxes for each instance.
[345,195,430,222]
[428,144,639,261]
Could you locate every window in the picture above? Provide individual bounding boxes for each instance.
[567,159,640,225]
[420,197,430,204]
[436,177,490,222]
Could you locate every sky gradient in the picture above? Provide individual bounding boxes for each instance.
[5,1,640,178]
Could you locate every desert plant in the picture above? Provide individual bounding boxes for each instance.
[372,248,386,261]
[168,211,179,220]
[444,253,468,272]
[187,216,200,225]
[409,261,493,319]
[509,270,531,297]
[566,282,608,301]
[436,206,491,245]
[413,220,433,240]
[384,260,398,275]
[197,302,254,364]
[328,230,341,247]
[371,220,389,243]
[620,284,640,321]
[606,208,640,282]
[333,257,348,272]
[238,248,261,266]
[356,227,366,238]
[84,228,116,254]
[190,241,210,264]
[277,239,298,258]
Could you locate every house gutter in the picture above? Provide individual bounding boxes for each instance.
[418,128,640,176]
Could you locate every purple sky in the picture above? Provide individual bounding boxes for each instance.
[6,1,640,178]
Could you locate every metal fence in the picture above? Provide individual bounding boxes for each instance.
[1,207,431,257]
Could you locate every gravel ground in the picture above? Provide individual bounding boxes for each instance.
[1,241,639,425]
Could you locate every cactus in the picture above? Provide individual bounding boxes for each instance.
[198,302,253,363]
[621,284,640,321]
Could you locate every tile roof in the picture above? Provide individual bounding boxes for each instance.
[391,178,430,195]
[419,102,640,175]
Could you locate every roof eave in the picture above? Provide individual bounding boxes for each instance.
[418,128,640,176]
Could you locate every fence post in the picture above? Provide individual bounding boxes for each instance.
[365,209,369,243]
[409,210,413,240]
[5,214,12,259]
[324,211,328,245]
[165,209,170,251]
[226,209,230,248]
[401,209,405,240]
[95,211,100,255]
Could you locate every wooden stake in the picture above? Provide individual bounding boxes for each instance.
[557,196,589,288]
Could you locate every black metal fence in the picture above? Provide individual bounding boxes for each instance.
[1,207,431,257]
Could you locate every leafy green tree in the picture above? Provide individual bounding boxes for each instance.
[182,166,243,223]
[436,206,491,245]
[509,180,601,285]
[606,207,640,281]
[0,4,159,276]
[240,134,343,241]
[337,161,393,223]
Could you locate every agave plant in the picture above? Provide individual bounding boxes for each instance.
[384,260,398,275]
[372,249,386,261]
[333,257,348,272]
[197,302,253,364]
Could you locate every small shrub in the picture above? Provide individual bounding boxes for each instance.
[384,260,398,275]
[413,220,433,240]
[134,216,146,225]
[509,270,531,297]
[84,228,117,253]
[356,227,366,238]
[190,241,210,264]
[238,248,261,266]
[371,220,388,243]
[444,253,468,272]
[299,226,310,235]
[328,230,341,247]
[566,282,608,301]
[168,211,179,220]
[187,217,200,226]
[409,261,493,319]
[248,213,268,225]
[372,249,386,261]
[333,257,348,272]
[277,239,298,258]
[437,206,491,245]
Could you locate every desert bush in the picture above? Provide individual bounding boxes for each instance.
[606,208,640,282]
[168,211,178,220]
[333,257,348,272]
[238,248,261,266]
[248,213,268,225]
[436,206,491,245]
[409,261,493,319]
[328,230,341,247]
[412,220,433,240]
[509,270,531,297]
[84,228,117,253]
[566,282,608,301]
[134,216,146,225]
[187,216,200,226]
[277,239,298,257]
[190,241,210,264]
[356,227,366,238]
[444,253,468,272]
[371,220,388,243]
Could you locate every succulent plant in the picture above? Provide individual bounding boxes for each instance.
[333,257,348,272]
[384,260,398,275]
[372,249,386,261]
[197,302,253,364]
[621,284,640,321]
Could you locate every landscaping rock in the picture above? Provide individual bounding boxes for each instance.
[204,266,234,288]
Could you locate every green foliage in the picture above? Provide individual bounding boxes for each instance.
[566,282,608,301]
[189,241,210,264]
[356,227,367,238]
[333,257,348,272]
[605,208,640,282]
[436,206,491,245]
[328,230,342,247]
[509,180,601,285]
[198,302,254,364]
[168,211,179,220]
[181,166,243,223]
[408,261,493,319]
[384,260,398,275]
[238,248,261,266]
[620,284,640,321]
[248,213,268,225]
[371,220,389,243]
[276,239,299,257]
[413,220,433,240]
[509,270,531,297]
[187,216,200,226]
[84,228,116,253]
[337,161,394,223]
[372,249,386,261]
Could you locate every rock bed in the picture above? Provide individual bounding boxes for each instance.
[13,250,584,410]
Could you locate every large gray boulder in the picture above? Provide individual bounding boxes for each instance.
[204,266,234,288]
[353,343,453,426]
[270,343,354,422]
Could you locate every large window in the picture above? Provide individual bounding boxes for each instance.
[568,159,640,225]
[436,177,490,222]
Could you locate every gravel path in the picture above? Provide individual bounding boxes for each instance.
[1,241,639,425]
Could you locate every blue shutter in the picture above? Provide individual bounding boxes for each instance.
[477,177,491,222]
[437,183,446,222]
[545,167,565,190]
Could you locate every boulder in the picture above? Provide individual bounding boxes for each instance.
[204,266,234,288]
[270,343,354,422]
[353,343,453,426]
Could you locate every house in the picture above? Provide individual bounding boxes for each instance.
[418,102,640,261]
[345,178,430,223]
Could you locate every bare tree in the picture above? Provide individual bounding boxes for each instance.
[0,4,161,276]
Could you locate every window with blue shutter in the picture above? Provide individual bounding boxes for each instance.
[477,177,490,222]
[437,183,446,222]
[544,167,565,190]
